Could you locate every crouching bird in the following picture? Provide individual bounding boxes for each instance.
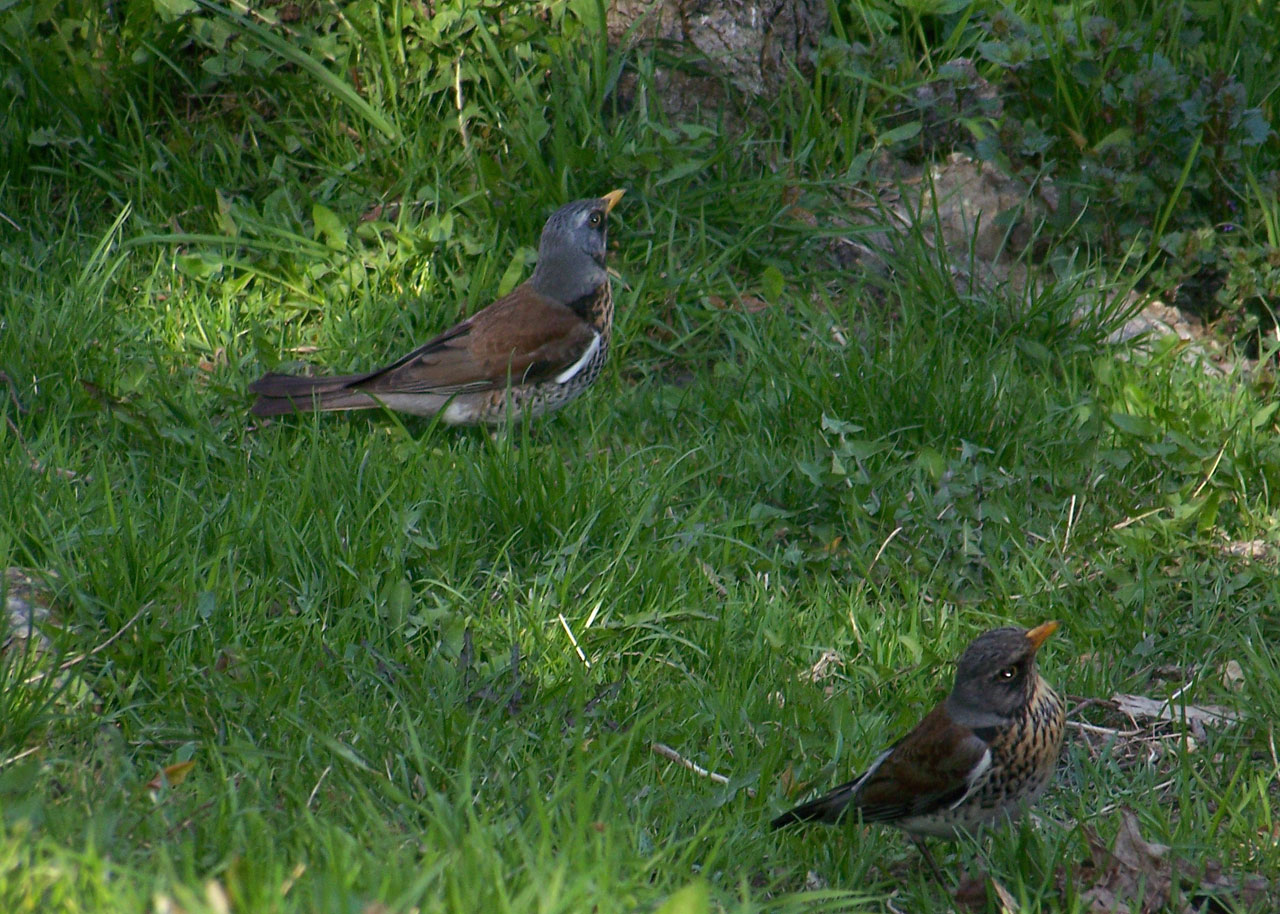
[772,622,1065,878]
[249,190,624,425]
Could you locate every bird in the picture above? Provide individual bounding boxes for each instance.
[249,190,625,424]
[771,622,1065,852]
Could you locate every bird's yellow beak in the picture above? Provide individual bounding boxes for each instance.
[1026,620,1059,651]
[601,189,625,213]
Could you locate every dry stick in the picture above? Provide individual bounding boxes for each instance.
[307,765,333,810]
[0,744,41,769]
[620,651,683,672]
[1063,493,1077,552]
[908,835,952,894]
[4,413,35,465]
[0,371,26,413]
[4,371,83,481]
[650,742,757,798]
[1112,507,1164,530]
[455,56,470,153]
[1094,779,1176,817]
[23,602,150,686]
[1191,439,1229,499]
[855,525,904,611]
[697,559,728,597]
[867,526,904,575]
[558,613,590,668]
[1007,566,1108,601]
[1066,719,1142,738]
[1067,695,1114,715]
[163,798,218,839]
[2,371,37,466]
[1269,725,1280,792]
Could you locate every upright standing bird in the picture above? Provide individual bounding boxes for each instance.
[249,190,624,424]
[772,622,1065,850]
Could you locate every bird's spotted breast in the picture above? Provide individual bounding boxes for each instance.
[898,676,1065,837]
[565,280,614,334]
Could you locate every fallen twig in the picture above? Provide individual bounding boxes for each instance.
[558,613,590,668]
[650,742,757,798]
[23,602,150,686]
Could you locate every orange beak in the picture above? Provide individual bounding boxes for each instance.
[1026,621,1059,651]
[601,189,625,213]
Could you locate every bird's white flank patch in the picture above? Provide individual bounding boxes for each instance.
[554,331,601,384]
[852,747,894,793]
[949,748,993,809]
[442,398,475,425]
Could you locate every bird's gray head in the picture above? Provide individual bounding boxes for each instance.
[529,190,624,306]
[945,621,1057,728]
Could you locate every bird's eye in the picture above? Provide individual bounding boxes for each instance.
[589,212,602,226]
[997,665,1018,680]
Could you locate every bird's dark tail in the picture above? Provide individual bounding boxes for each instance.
[770,783,856,829]
[248,372,379,417]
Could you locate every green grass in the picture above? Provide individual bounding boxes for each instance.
[2,0,1279,911]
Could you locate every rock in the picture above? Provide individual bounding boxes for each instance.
[608,0,828,123]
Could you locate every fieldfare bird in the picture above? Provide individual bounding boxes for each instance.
[249,190,624,424]
[772,622,1065,848]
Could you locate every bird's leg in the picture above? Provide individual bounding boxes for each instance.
[909,836,951,891]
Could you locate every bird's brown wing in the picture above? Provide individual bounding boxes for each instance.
[352,281,600,396]
[771,703,989,829]
[850,703,990,823]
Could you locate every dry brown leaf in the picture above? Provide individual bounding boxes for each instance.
[196,348,227,376]
[1218,539,1274,561]
[1080,885,1130,914]
[1073,815,1274,914]
[989,875,1020,914]
[1082,809,1172,914]
[799,649,842,684]
[777,761,795,796]
[706,293,771,313]
[787,203,818,228]
[147,759,196,792]
[1190,858,1274,911]
[953,874,988,910]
